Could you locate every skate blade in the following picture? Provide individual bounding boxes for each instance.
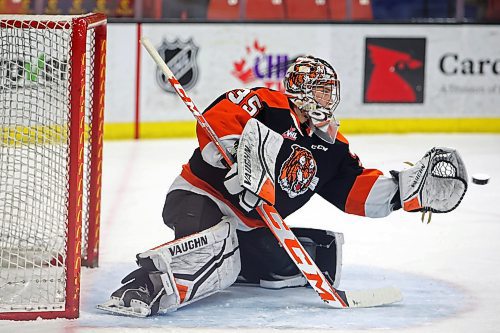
[97,299,151,318]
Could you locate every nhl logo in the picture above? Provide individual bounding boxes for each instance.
[155,38,199,93]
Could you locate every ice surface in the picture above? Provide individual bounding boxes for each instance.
[1,134,499,333]
[78,263,466,330]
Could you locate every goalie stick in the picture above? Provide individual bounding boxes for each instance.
[140,37,402,309]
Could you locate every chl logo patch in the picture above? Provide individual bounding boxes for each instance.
[156,38,199,93]
[282,126,298,141]
[364,38,426,103]
[279,145,319,198]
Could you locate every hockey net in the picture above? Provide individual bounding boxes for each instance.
[0,13,106,320]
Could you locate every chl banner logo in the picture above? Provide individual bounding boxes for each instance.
[156,38,199,93]
[364,38,426,103]
[232,40,291,92]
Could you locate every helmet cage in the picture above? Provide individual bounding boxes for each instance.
[285,56,340,128]
[302,78,340,128]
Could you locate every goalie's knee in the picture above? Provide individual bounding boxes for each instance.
[137,217,240,313]
[294,228,344,288]
[237,227,344,289]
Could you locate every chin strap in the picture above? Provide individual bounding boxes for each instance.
[308,118,339,144]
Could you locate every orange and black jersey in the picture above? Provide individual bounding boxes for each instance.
[169,87,400,231]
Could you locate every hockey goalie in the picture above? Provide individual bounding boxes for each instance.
[98,56,468,317]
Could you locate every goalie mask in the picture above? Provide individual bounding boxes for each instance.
[284,56,341,143]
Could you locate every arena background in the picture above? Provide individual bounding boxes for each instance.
[104,22,500,139]
[2,0,499,139]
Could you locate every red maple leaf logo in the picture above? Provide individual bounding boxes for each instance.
[232,59,254,83]
[232,39,266,84]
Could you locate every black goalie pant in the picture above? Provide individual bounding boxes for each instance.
[162,190,299,282]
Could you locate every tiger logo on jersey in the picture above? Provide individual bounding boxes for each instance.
[279,145,319,198]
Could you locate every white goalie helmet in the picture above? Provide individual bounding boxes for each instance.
[284,56,341,143]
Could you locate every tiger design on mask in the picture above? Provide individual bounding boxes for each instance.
[279,145,319,198]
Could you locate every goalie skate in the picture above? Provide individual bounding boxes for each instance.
[97,267,166,318]
[97,297,153,318]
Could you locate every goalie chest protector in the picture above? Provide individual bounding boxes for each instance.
[185,87,363,225]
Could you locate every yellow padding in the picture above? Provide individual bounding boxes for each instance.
[1,125,68,145]
[103,118,500,140]
[103,123,136,140]
[4,118,500,143]
[341,118,500,134]
[140,121,197,139]
[103,121,196,140]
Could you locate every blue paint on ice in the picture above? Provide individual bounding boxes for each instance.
[78,262,469,330]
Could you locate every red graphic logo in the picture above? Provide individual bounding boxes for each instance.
[279,145,318,198]
[364,38,426,103]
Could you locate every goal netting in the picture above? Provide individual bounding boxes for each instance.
[0,13,106,320]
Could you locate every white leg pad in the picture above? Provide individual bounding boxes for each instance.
[137,217,240,313]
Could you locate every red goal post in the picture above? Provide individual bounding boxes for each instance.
[0,13,106,320]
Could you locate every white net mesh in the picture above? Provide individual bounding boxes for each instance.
[0,15,101,315]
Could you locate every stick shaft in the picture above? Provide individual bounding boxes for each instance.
[140,37,234,167]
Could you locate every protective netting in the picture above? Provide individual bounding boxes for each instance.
[0,15,99,314]
[432,160,457,178]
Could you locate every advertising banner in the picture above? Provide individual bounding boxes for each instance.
[105,23,500,138]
